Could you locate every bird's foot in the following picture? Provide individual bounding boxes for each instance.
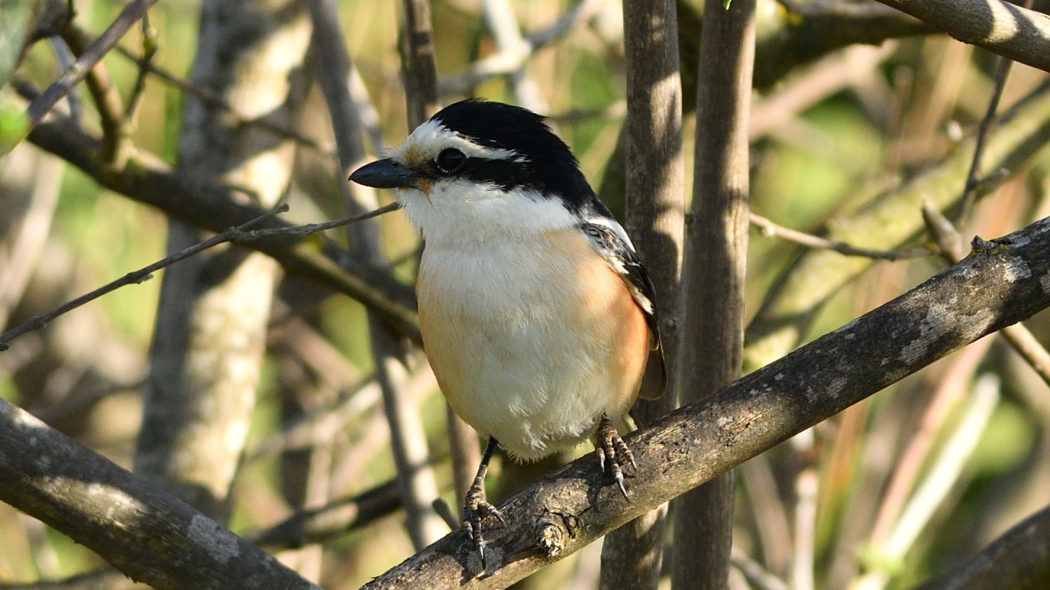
[463,478,506,568]
[595,415,637,499]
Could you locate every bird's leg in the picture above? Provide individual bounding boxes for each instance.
[463,436,506,567]
[595,415,636,499]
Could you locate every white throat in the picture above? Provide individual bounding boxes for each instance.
[398,183,577,246]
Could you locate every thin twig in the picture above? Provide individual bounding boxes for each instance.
[25,0,159,129]
[234,202,402,241]
[731,547,790,590]
[996,325,1050,389]
[956,0,1035,227]
[431,498,460,531]
[61,25,131,169]
[47,37,83,122]
[123,13,157,120]
[0,202,402,351]
[953,0,1026,227]
[750,212,930,260]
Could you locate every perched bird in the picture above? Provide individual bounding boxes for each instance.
[350,99,665,562]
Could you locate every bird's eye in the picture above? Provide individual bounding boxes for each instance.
[435,148,467,174]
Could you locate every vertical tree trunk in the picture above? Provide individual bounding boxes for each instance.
[674,0,756,588]
[600,0,684,588]
[134,0,312,520]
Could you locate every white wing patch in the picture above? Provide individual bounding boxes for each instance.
[579,220,656,318]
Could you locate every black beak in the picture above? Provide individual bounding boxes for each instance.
[349,158,423,189]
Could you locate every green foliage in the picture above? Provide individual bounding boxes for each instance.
[0,93,30,155]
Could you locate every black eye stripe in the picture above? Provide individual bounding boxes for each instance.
[455,158,529,191]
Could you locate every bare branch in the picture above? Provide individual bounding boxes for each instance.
[915,502,1050,590]
[0,399,322,590]
[123,13,157,121]
[872,0,1050,73]
[750,212,930,261]
[600,0,684,584]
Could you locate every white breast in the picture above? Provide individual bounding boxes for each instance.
[415,228,648,461]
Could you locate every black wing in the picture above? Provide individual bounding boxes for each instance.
[579,220,666,400]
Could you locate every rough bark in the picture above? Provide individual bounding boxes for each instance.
[873,0,1050,73]
[674,1,755,589]
[915,502,1050,590]
[600,0,685,587]
[0,400,321,590]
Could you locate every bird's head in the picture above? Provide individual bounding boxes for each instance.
[350,99,606,244]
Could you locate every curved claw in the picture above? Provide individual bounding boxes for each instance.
[463,438,505,571]
[464,494,504,568]
[595,415,635,500]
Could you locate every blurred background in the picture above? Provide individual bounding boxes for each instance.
[1,0,1049,588]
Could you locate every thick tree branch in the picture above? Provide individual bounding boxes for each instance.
[0,400,321,590]
[873,0,1050,73]
[600,0,685,586]
[676,0,756,587]
[915,502,1050,590]
[360,214,1050,588]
